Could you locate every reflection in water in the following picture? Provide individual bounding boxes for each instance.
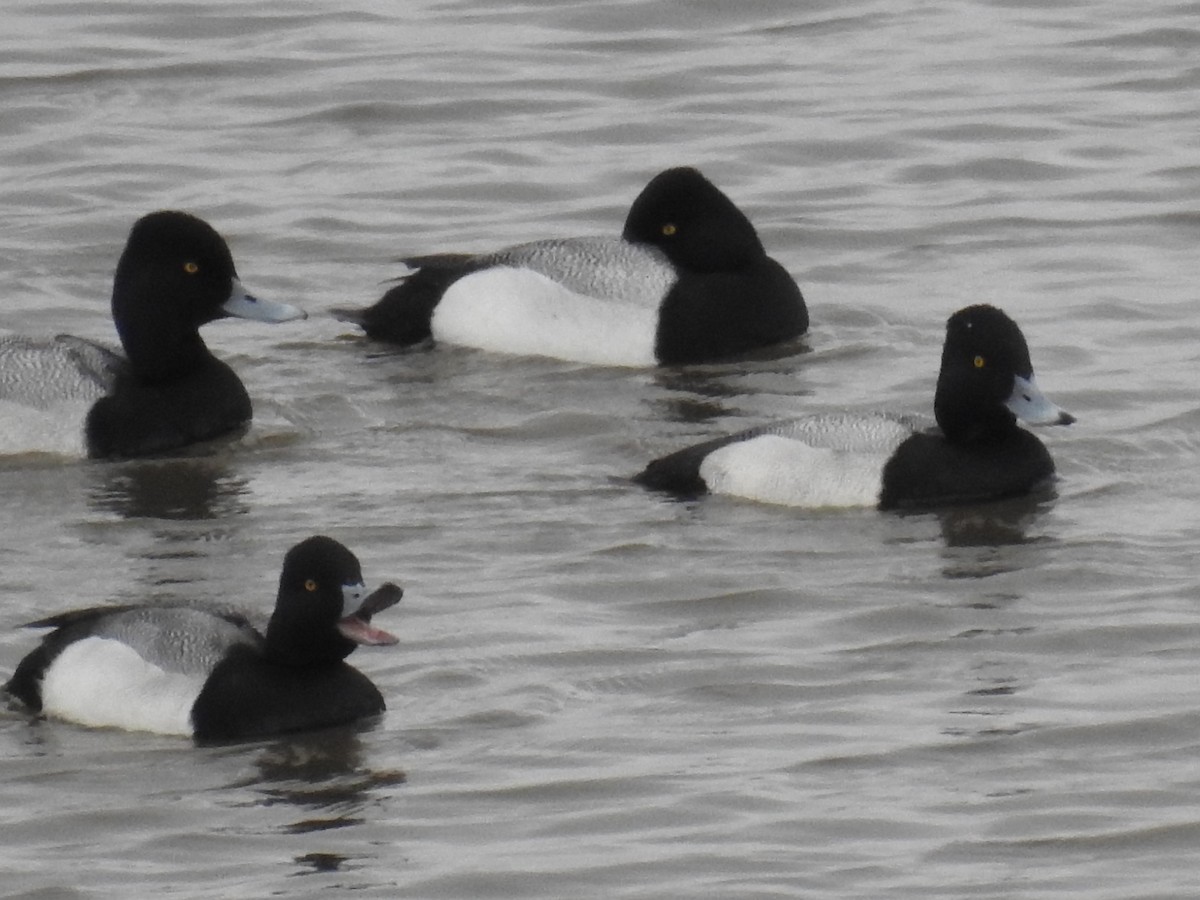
[649,343,813,426]
[648,392,734,425]
[930,493,1055,738]
[928,491,1058,581]
[245,725,406,842]
[935,491,1053,550]
[88,458,251,521]
[294,852,350,874]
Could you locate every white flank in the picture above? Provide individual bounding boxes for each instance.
[700,434,889,509]
[431,267,659,367]
[0,399,90,458]
[39,637,205,736]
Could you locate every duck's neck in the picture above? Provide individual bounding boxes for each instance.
[264,610,355,668]
[120,325,213,383]
[934,388,1019,444]
[112,282,214,384]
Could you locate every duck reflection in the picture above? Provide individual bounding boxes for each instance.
[935,490,1053,548]
[932,489,1058,580]
[247,726,406,838]
[649,342,813,426]
[88,457,250,520]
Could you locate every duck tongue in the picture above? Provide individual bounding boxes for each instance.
[337,582,403,645]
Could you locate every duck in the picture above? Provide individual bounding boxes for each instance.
[4,535,402,743]
[334,167,807,366]
[635,305,1074,510]
[0,211,306,459]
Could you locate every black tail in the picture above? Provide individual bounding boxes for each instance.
[336,257,474,346]
[5,643,53,712]
[635,429,764,497]
[634,441,725,497]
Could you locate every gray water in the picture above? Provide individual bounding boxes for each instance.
[2,1,1199,897]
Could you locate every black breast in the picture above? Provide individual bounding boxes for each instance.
[85,358,251,459]
[879,429,1055,510]
[654,258,807,365]
[190,647,384,743]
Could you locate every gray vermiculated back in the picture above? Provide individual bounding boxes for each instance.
[0,335,121,408]
[88,606,260,676]
[767,412,929,453]
[484,237,675,307]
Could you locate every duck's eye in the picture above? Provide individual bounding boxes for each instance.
[304,578,318,592]
[183,261,199,274]
[973,355,985,368]
[661,223,676,237]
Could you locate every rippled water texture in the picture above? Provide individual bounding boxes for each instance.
[1,1,1199,897]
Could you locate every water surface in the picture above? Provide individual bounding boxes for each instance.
[1,1,1199,897]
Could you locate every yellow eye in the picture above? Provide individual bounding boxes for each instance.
[661,223,676,237]
[973,355,985,368]
[304,578,318,592]
[183,261,199,274]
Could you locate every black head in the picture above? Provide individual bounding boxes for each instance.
[111,211,240,376]
[934,305,1072,443]
[621,167,765,272]
[266,535,370,667]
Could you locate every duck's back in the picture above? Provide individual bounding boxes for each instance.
[480,237,675,306]
[0,335,121,406]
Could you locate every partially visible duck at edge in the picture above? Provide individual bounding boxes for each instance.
[4,535,402,743]
[636,304,1075,510]
[334,167,808,366]
[0,211,306,459]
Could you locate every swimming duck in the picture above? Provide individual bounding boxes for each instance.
[0,211,306,459]
[335,167,807,366]
[5,535,401,742]
[636,305,1074,509]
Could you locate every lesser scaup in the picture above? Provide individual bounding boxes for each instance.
[334,167,807,366]
[636,305,1074,509]
[4,535,401,743]
[0,211,306,459]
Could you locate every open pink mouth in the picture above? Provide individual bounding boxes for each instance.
[337,582,403,645]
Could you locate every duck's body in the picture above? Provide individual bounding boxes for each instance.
[336,167,807,366]
[0,211,305,459]
[406,237,673,366]
[11,604,260,736]
[5,536,402,743]
[637,305,1074,510]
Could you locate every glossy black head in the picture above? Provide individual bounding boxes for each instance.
[266,535,366,667]
[934,305,1038,443]
[111,211,240,378]
[622,167,765,272]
